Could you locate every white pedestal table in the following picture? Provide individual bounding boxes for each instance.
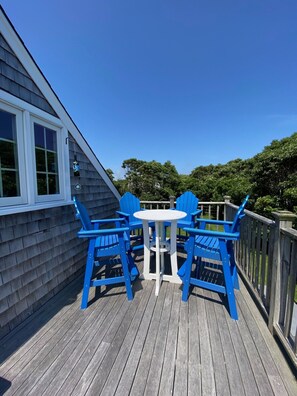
[134,209,186,296]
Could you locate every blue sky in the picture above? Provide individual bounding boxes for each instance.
[2,1,297,178]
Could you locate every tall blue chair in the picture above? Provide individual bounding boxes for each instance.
[116,192,146,250]
[178,195,249,319]
[73,197,138,309]
[169,191,202,245]
[174,191,201,229]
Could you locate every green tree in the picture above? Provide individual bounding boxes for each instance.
[251,132,297,211]
[121,158,181,200]
[109,132,297,220]
[105,168,114,181]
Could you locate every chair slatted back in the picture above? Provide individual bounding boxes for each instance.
[176,191,199,222]
[119,192,141,222]
[230,195,249,234]
[73,196,92,230]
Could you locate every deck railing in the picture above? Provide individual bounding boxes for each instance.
[225,204,297,367]
[141,197,297,368]
[141,198,225,221]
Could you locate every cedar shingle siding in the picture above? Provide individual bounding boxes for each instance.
[0,25,120,336]
[0,136,119,338]
[0,33,57,116]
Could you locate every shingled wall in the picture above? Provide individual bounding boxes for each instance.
[0,33,57,116]
[0,135,119,339]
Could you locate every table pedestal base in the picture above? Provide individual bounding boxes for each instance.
[140,219,182,296]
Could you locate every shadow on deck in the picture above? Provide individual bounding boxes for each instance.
[0,252,296,396]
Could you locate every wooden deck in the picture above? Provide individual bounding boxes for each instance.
[0,253,296,396]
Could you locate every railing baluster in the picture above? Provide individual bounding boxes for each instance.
[283,237,293,338]
[260,224,268,301]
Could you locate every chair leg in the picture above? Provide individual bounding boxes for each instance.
[180,236,195,302]
[119,241,133,301]
[181,257,193,302]
[81,239,96,309]
[231,265,239,290]
[220,241,238,320]
[229,247,240,290]
[194,256,202,278]
[127,251,139,280]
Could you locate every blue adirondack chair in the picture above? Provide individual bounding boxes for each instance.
[116,192,146,250]
[73,197,139,309]
[178,195,249,320]
[169,191,202,245]
[174,191,202,229]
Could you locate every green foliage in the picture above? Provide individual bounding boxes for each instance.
[251,132,297,211]
[120,158,181,200]
[105,168,114,181]
[254,195,279,217]
[188,158,253,205]
[110,132,297,218]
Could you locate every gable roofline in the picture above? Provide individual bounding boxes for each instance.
[0,6,121,200]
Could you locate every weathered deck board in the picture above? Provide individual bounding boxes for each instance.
[158,287,181,396]
[187,295,201,396]
[129,281,168,396]
[203,289,230,396]
[0,258,296,396]
[196,288,216,395]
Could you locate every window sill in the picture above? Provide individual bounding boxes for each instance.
[0,200,74,216]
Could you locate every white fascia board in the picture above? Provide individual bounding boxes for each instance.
[0,9,121,201]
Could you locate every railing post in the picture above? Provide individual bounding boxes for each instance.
[224,195,231,221]
[169,196,175,209]
[268,210,297,333]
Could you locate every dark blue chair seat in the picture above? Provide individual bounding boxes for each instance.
[73,197,139,309]
[178,195,249,320]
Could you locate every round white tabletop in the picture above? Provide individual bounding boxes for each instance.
[134,209,186,222]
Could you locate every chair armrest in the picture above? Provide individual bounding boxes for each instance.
[78,227,130,238]
[195,218,233,226]
[191,209,202,216]
[116,210,130,218]
[195,218,233,231]
[184,227,240,241]
[91,217,125,224]
[91,218,126,229]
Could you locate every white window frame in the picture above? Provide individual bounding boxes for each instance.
[30,116,65,203]
[0,102,27,206]
[0,93,71,215]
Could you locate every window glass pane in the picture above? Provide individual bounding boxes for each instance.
[34,124,45,148]
[0,140,16,168]
[2,171,19,197]
[46,129,56,151]
[0,109,20,198]
[35,148,46,172]
[34,122,59,196]
[0,109,14,140]
[48,174,59,194]
[47,151,57,173]
[37,173,47,195]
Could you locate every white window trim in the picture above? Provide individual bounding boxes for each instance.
[0,93,72,216]
[0,102,27,206]
[30,116,65,203]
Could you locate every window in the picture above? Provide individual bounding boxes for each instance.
[0,109,20,197]
[34,123,60,196]
[0,103,26,206]
[0,98,70,212]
